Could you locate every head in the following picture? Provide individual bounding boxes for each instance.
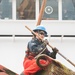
[33,25,47,40]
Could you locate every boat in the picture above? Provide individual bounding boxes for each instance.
[35,54,75,75]
[0,65,18,75]
[0,54,75,75]
[20,54,75,75]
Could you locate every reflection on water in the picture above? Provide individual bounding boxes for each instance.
[0,0,12,19]
[16,0,35,20]
[40,0,75,20]
[62,0,75,20]
[39,0,58,20]
[0,0,75,20]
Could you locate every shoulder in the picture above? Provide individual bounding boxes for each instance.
[28,38,41,46]
[30,38,38,43]
[28,38,37,45]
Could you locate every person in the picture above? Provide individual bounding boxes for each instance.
[23,25,58,75]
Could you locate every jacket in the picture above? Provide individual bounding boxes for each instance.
[26,38,57,59]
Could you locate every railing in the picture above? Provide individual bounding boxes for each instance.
[0,35,75,42]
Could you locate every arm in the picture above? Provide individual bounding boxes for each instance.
[42,49,57,59]
[49,52,57,59]
[49,47,58,59]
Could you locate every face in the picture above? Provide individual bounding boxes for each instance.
[36,31,45,40]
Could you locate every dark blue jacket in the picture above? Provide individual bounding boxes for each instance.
[27,38,57,59]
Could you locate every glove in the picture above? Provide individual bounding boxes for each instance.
[43,39,49,45]
[52,47,59,53]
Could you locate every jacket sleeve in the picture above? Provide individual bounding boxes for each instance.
[43,49,57,59]
[49,51,57,59]
[49,47,58,59]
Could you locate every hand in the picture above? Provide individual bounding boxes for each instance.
[43,39,49,45]
[52,47,59,53]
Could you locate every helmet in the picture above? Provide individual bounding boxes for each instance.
[33,25,47,34]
